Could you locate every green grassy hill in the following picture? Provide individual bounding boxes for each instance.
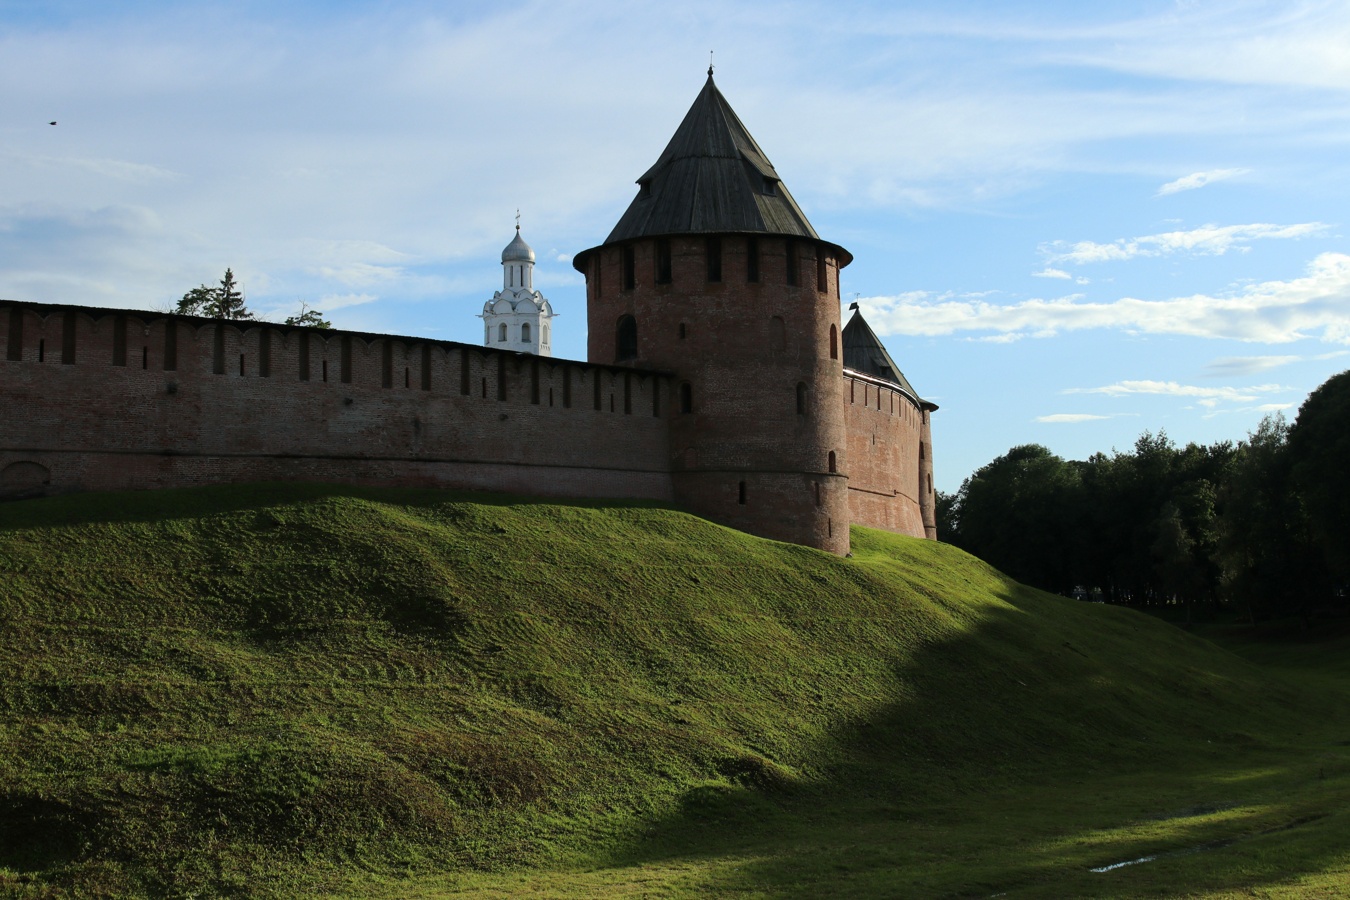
[0,484,1346,898]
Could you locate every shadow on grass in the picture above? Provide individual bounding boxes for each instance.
[594,581,1350,898]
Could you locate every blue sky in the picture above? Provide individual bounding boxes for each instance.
[3,0,1349,492]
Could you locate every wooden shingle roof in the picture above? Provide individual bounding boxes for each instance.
[842,304,924,403]
[595,74,845,257]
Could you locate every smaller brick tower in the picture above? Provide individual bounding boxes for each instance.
[573,71,853,554]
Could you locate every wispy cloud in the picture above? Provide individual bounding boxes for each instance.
[862,252,1350,344]
[1064,381,1286,408]
[1043,222,1327,265]
[1035,413,1113,423]
[1032,267,1072,279]
[1203,355,1300,377]
[1157,168,1248,196]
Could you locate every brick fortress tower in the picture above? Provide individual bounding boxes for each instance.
[573,71,853,553]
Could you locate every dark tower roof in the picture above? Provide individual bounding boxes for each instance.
[585,73,851,264]
[843,304,927,404]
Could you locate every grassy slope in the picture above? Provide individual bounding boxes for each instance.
[0,484,1346,898]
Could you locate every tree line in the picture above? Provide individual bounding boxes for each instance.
[938,370,1350,624]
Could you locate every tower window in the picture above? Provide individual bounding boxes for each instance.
[616,315,637,362]
[499,323,508,342]
[61,312,77,364]
[828,451,837,474]
[762,177,777,196]
[829,324,838,360]
[112,315,127,366]
[746,237,759,283]
[738,480,747,505]
[679,382,692,414]
[706,236,722,282]
[796,382,807,415]
[655,239,672,284]
[678,322,687,339]
[6,309,21,361]
[622,245,636,290]
[522,322,531,342]
[785,241,798,286]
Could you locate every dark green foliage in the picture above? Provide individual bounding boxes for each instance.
[176,268,253,320]
[945,372,1350,620]
[283,302,332,329]
[1289,370,1350,579]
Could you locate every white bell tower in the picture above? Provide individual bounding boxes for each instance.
[481,218,554,356]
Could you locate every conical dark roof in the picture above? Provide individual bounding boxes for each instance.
[599,73,844,258]
[842,304,921,400]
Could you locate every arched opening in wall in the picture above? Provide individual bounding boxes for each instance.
[679,382,692,414]
[499,323,508,342]
[828,451,837,473]
[212,325,225,375]
[37,339,45,363]
[112,316,127,366]
[769,316,785,353]
[322,359,329,382]
[239,353,245,376]
[829,324,838,360]
[655,239,672,284]
[920,442,926,461]
[678,322,687,339]
[61,311,76,364]
[0,461,51,499]
[6,309,21,361]
[796,382,807,415]
[814,481,821,507]
[738,481,747,505]
[706,237,722,282]
[405,367,410,388]
[522,322,531,343]
[622,245,636,290]
[615,315,638,362]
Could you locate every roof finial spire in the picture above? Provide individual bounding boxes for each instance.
[515,208,521,232]
[708,50,714,79]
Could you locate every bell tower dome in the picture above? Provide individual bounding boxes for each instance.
[572,72,852,554]
[481,221,554,356]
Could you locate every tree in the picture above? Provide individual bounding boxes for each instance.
[1288,369,1350,582]
[177,268,254,320]
[284,302,333,329]
[948,444,1083,594]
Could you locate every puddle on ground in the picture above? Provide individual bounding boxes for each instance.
[1090,812,1326,874]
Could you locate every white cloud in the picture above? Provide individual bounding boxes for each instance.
[861,252,1350,344]
[1035,413,1112,423]
[1033,267,1072,279]
[1157,168,1249,196]
[1044,222,1327,266]
[1063,381,1286,404]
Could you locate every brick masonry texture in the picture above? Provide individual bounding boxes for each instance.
[1,267,934,553]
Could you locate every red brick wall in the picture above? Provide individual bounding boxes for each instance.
[0,302,674,503]
[843,371,928,539]
[578,234,852,554]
